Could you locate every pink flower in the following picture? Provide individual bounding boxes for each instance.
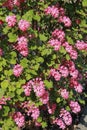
[6,15,17,27]
[40,91,49,104]
[0,48,3,56]
[60,89,69,99]
[13,112,25,128]
[53,118,66,130]
[59,16,71,27]
[59,66,69,77]
[52,29,65,42]
[47,103,56,114]
[45,6,59,18]
[13,64,23,77]
[69,101,81,114]
[74,83,83,93]
[48,39,61,51]
[32,78,45,97]
[14,36,29,57]
[60,109,72,126]
[18,19,30,31]
[50,68,61,81]
[22,81,32,96]
[76,40,87,50]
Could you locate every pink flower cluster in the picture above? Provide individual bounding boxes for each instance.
[45,5,71,27]
[13,36,28,57]
[48,29,65,51]
[47,103,56,114]
[59,65,69,78]
[13,64,23,77]
[6,15,17,27]
[60,89,69,99]
[21,101,40,120]
[63,42,78,60]
[23,78,49,104]
[53,109,72,129]
[0,48,3,56]
[22,81,32,96]
[65,61,83,93]
[0,97,10,110]
[3,0,25,9]
[59,16,71,27]
[75,40,87,50]
[13,112,25,128]
[69,101,81,114]
[44,5,59,18]
[18,19,30,31]
[52,29,65,42]
[53,118,66,130]
[50,68,61,81]
[48,39,61,51]
[59,109,72,126]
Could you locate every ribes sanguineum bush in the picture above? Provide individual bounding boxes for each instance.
[0,0,87,130]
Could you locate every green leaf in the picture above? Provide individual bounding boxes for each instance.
[44,80,53,89]
[79,99,85,105]
[56,97,61,103]
[39,34,48,41]
[34,13,41,21]
[66,54,70,60]
[82,0,87,7]
[41,121,47,128]
[37,117,42,123]
[1,80,9,89]
[8,33,18,42]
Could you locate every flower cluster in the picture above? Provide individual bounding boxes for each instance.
[45,5,71,27]
[21,101,40,120]
[0,97,10,110]
[53,109,72,129]
[13,64,23,77]
[18,20,30,32]
[75,40,87,50]
[60,89,69,99]
[69,101,81,113]
[63,42,78,60]
[13,36,29,57]
[23,78,49,104]
[13,112,25,128]
[6,15,17,27]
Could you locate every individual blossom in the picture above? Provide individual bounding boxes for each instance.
[6,15,17,27]
[60,89,69,99]
[13,112,25,128]
[18,19,30,31]
[69,101,81,114]
[13,64,23,77]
